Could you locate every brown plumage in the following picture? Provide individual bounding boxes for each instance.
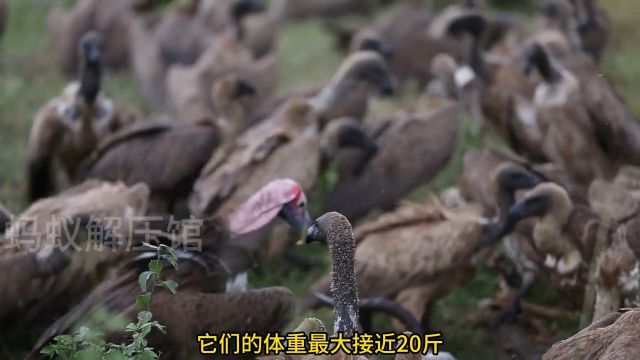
[254,50,393,127]
[502,183,600,310]
[0,180,150,326]
[166,0,275,121]
[32,179,312,358]
[542,309,640,360]
[508,42,640,185]
[324,54,461,220]
[588,167,640,321]
[189,99,376,230]
[198,0,280,58]
[48,0,131,75]
[79,119,221,215]
[127,0,210,110]
[308,191,501,330]
[28,32,135,201]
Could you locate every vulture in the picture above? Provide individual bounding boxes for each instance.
[542,309,640,360]
[166,0,276,123]
[268,211,459,360]
[324,53,462,221]
[0,180,150,327]
[499,182,600,315]
[189,98,377,235]
[27,32,135,201]
[197,0,281,58]
[32,179,312,358]
[78,76,256,215]
[306,164,538,331]
[521,43,640,185]
[588,166,640,321]
[537,0,610,64]
[48,0,131,75]
[127,0,211,111]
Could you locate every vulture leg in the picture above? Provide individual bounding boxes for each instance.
[498,271,537,324]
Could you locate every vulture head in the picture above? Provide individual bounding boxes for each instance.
[77,31,104,106]
[350,30,394,60]
[502,182,572,237]
[340,51,395,96]
[492,163,544,216]
[447,13,487,39]
[227,178,312,238]
[230,0,266,38]
[321,118,377,158]
[524,43,561,83]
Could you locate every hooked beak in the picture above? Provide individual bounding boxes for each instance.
[302,222,323,245]
[234,80,257,98]
[86,46,101,65]
[279,203,313,239]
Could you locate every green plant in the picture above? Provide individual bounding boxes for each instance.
[41,243,179,360]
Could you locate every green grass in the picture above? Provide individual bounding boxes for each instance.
[2,0,640,359]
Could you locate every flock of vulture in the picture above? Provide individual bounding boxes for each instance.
[2,0,640,358]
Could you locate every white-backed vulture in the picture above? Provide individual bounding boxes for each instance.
[189,99,377,220]
[588,167,640,321]
[127,0,211,111]
[542,309,640,360]
[166,0,274,122]
[254,50,394,128]
[198,0,281,58]
[0,180,149,327]
[522,43,640,185]
[48,0,132,75]
[79,76,255,215]
[500,183,600,313]
[32,179,313,358]
[324,54,461,221]
[307,163,540,330]
[27,32,135,201]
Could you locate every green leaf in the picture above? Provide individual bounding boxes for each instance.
[104,348,126,360]
[141,348,159,360]
[149,260,163,277]
[162,254,178,270]
[40,345,57,357]
[138,271,153,292]
[125,322,138,332]
[136,293,151,309]
[159,280,178,294]
[137,311,153,326]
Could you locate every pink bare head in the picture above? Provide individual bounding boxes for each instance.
[227,179,312,236]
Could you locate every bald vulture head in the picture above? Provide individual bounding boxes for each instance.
[211,75,256,106]
[77,31,104,106]
[320,117,377,161]
[502,182,573,235]
[226,178,312,238]
[336,51,395,96]
[230,0,266,38]
[491,163,544,215]
[350,30,393,60]
[524,43,562,83]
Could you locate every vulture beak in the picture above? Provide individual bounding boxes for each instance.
[234,80,257,98]
[374,68,395,96]
[302,222,323,245]
[279,202,313,240]
[501,195,552,236]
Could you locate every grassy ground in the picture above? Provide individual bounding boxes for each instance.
[2,0,640,359]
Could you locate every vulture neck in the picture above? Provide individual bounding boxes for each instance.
[326,217,359,336]
[78,60,101,107]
